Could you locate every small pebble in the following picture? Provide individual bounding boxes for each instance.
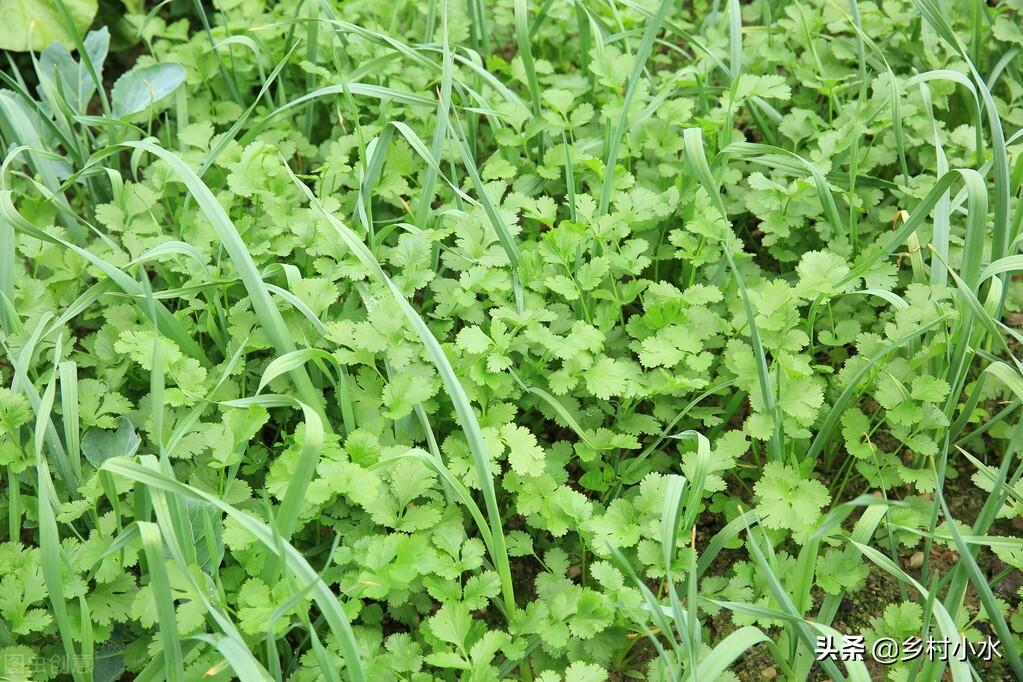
[760,667,777,679]
[909,551,924,568]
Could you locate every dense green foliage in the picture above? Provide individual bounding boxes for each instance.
[2,0,1023,680]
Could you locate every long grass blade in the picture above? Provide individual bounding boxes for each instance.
[285,162,517,617]
[103,457,366,681]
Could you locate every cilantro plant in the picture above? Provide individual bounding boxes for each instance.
[2,0,1023,680]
